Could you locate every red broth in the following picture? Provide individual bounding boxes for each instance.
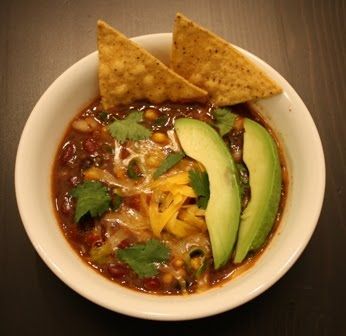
[52,98,287,295]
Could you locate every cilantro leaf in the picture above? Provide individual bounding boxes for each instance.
[213,108,236,136]
[189,169,210,209]
[107,111,151,143]
[153,152,185,179]
[117,239,170,278]
[70,181,111,222]
[189,170,209,197]
[197,195,209,209]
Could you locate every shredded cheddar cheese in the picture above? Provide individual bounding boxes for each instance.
[148,172,207,238]
[83,167,207,238]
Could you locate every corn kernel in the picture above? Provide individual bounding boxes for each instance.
[146,155,161,168]
[162,273,174,285]
[190,257,202,270]
[173,258,184,268]
[151,132,169,144]
[144,108,159,121]
[114,167,125,179]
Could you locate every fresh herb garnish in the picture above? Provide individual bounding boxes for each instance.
[117,239,170,278]
[189,169,210,209]
[153,152,185,179]
[108,111,151,143]
[70,181,111,222]
[213,108,236,136]
[127,158,142,180]
[112,193,123,210]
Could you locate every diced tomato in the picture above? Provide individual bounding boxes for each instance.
[120,147,130,160]
[118,239,131,249]
[124,195,141,211]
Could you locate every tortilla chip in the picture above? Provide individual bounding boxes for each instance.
[97,20,207,109]
[172,13,282,106]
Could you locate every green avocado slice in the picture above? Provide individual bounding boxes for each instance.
[175,118,241,269]
[234,118,282,263]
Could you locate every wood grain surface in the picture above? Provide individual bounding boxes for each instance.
[0,0,345,335]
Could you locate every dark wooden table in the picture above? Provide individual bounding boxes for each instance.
[1,0,345,335]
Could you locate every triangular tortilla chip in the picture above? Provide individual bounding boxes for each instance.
[97,20,207,109]
[172,13,282,106]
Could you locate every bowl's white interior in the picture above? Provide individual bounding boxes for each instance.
[15,33,325,320]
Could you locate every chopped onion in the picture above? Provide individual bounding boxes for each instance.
[165,130,181,152]
[89,228,129,264]
[84,166,152,196]
[107,228,129,249]
[102,206,151,239]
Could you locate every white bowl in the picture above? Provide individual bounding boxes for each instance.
[15,33,325,320]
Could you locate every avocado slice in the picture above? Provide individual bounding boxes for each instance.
[234,118,282,263]
[175,118,241,269]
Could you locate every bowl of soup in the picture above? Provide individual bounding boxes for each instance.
[15,19,325,320]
